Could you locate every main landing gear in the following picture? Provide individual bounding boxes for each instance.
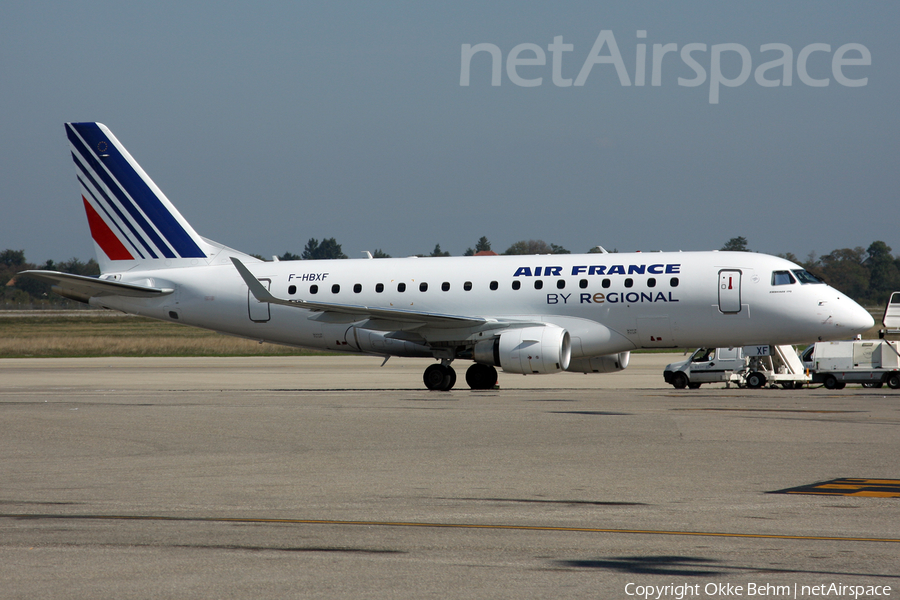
[423,363,456,391]
[423,362,498,391]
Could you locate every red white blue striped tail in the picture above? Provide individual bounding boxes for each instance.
[66,122,214,272]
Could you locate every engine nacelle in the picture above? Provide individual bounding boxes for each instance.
[473,326,571,374]
[566,351,631,374]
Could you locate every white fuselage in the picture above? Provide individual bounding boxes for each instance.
[89,251,874,359]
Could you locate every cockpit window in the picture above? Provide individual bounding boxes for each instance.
[792,269,824,284]
[771,271,796,286]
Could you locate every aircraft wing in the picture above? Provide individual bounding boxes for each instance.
[17,270,174,301]
[231,258,489,327]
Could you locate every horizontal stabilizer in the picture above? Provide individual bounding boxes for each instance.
[230,258,487,327]
[18,270,174,303]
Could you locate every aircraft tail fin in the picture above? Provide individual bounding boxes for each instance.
[65,122,243,273]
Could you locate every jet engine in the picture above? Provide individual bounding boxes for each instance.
[566,351,631,373]
[473,326,571,374]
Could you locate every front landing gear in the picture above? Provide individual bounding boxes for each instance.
[423,363,456,391]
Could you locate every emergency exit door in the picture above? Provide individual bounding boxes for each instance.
[718,270,742,313]
[248,278,271,322]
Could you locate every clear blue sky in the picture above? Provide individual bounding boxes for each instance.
[2,1,897,264]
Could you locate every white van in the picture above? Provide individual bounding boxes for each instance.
[664,345,808,389]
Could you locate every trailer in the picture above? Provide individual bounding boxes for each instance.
[663,344,809,389]
[800,339,900,389]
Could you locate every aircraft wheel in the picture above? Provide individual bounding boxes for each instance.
[671,372,688,389]
[887,374,900,389]
[745,371,766,389]
[822,375,839,390]
[424,364,456,391]
[444,366,457,390]
[466,363,498,390]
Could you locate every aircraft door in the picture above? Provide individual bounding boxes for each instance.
[718,270,742,314]
[248,278,271,322]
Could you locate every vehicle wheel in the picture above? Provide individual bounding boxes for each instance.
[822,375,838,390]
[781,382,794,390]
[887,374,900,389]
[745,372,766,389]
[688,383,702,389]
[835,382,846,390]
[424,364,456,391]
[671,372,688,389]
[466,363,498,390]
[794,381,805,389]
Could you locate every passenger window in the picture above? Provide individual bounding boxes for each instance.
[579,279,588,289]
[772,270,796,285]
[490,281,498,291]
[331,284,340,294]
[310,285,318,294]
[464,281,472,291]
[441,282,450,292]
[375,283,384,293]
[398,282,406,292]
[353,283,362,293]
[670,277,679,287]
[512,280,521,290]
[288,285,297,295]
[419,282,428,292]
[647,278,656,288]
[624,278,633,288]
[556,280,565,290]
[602,279,611,289]
[534,280,543,290]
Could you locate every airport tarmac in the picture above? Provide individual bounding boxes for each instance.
[1,354,898,599]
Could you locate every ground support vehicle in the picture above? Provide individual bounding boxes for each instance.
[800,340,900,389]
[663,345,809,389]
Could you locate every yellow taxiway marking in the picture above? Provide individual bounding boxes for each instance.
[4,514,899,543]
[773,478,900,498]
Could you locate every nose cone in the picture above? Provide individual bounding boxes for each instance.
[830,294,875,337]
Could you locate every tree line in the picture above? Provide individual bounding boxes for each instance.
[3,238,899,308]
[723,236,900,307]
[269,236,583,261]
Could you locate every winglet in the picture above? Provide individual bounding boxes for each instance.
[231,257,278,303]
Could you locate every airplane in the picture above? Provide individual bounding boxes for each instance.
[21,122,874,390]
